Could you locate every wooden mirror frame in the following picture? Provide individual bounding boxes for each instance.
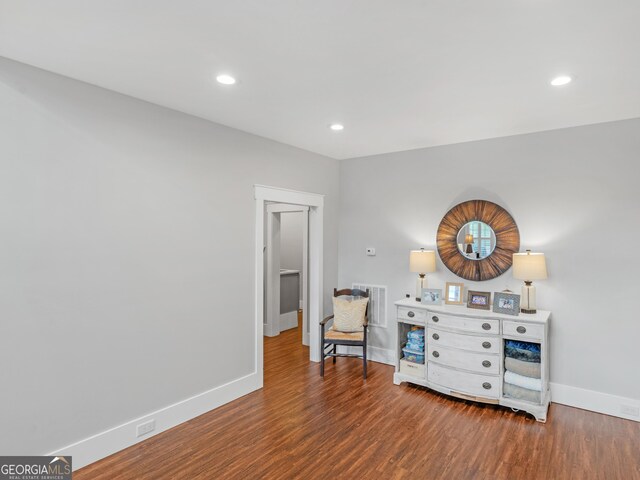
[436,200,520,281]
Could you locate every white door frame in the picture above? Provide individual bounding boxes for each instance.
[265,203,310,345]
[264,207,281,338]
[254,185,323,383]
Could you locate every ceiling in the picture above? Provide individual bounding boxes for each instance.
[1,1,639,159]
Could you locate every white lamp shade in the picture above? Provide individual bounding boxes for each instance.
[513,251,548,281]
[409,249,436,273]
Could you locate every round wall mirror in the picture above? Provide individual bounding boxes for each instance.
[456,221,496,260]
[437,200,520,281]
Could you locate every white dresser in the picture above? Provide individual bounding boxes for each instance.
[394,298,551,422]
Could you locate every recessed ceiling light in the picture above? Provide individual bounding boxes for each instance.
[329,123,344,131]
[216,74,236,85]
[550,75,572,86]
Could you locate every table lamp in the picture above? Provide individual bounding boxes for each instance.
[512,250,547,314]
[464,234,474,254]
[409,249,436,301]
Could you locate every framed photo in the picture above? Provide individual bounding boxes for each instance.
[467,290,491,310]
[445,282,464,305]
[421,288,443,305]
[493,292,521,316]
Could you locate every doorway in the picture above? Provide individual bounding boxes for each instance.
[264,203,309,346]
[254,185,323,385]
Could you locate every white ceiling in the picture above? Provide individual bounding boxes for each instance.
[1,1,639,159]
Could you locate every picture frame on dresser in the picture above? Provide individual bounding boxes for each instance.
[445,282,464,305]
[493,292,520,316]
[467,290,491,310]
[421,288,442,305]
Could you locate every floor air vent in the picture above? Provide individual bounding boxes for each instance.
[352,283,387,328]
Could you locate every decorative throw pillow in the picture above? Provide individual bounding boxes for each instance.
[332,296,368,332]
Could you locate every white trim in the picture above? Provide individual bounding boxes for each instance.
[47,373,260,471]
[301,210,309,346]
[339,345,395,366]
[308,204,323,362]
[255,185,324,207]
[550,382,640,422]
[279,310,298,331]
[255,195,266,382]
[267,203,310,214]
[264,210,281,338]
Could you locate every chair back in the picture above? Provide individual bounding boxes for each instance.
[333,288,370,316]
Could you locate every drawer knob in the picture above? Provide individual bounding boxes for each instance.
[482,341,491,349]
[432,351,440,358]
[516,326,527,334]
[482,360,491,368]
[432,316,439,322]
[407,311,415,318]
[482,323,491,330]
[432,333,440,340]
[482,382,492,390]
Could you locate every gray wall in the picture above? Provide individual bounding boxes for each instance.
[280,211,304,274]
[338,118,640,401]
[0,57,339,454]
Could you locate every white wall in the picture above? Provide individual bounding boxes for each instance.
[338,118,640,402]
[0,56,339,456]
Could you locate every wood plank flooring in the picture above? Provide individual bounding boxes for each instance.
[76,325,640,479]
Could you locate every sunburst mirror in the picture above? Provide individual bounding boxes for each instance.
[436,200,520,281]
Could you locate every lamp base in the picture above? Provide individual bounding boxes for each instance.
[415,274,427,302]
[520,281,537,314]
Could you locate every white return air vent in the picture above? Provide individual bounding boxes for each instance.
[352,283,387,328]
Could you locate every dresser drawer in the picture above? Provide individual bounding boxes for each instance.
[428,363,499,399]
[398,306,427,322]
[427,327,499,354]
[503,320,544,341]
[399,359,426,378]
[427,312,499,334]
[428,344,499,374]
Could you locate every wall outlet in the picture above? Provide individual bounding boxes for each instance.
[366,247,376,256]
[136,419,156,437]
[620,405,640,417]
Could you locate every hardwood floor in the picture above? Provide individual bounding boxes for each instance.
[76,325,640,479]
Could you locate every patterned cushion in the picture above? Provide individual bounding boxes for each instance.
[332,296,368,332]
[325,326,364,342]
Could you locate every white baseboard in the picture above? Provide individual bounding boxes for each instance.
[364,345,640,422]
[339,345,395,366]
[279,310,298,332]
[357,348,640,422]
[550,382,640,422]
[358,345,640,422]
[47,372,261,471]
[263,322,278,337]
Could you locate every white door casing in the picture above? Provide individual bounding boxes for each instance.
[254,185,323,385]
